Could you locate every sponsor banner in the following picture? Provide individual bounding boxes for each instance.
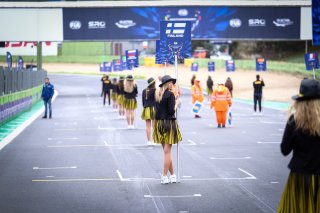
[313,0,320,45]
[208,61,215,72]
[304,52,319,70]
[125,49,139,68]
[6,52,12,69]
[100,62,113,72]
[256,57,267,71]
[63,7,300,40]
[113,59,123,71]
[160,21,192,62]
[0,42,58,56]
[226,60,235,72]
[191,62,198,72]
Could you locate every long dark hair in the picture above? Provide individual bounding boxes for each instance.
[118,78,124,90]
[145,82,155,100]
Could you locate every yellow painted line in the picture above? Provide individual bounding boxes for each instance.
[32,178,117,182]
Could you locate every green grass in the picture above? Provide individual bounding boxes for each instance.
[62,42,112,56]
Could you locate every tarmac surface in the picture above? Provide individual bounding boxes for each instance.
[0,74,291,213]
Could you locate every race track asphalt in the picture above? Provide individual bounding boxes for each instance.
[0,74,291,213]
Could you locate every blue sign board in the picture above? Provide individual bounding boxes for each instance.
[125,49,139,68]
[256,57,267,71]
[304,52,319,70]
[6,52,12,69]
[191,62,198,72]
[208,62,215,72]
[226,60,235,72]
[63,7,300,40]
[313,0,320,45]
[18,56,24,70]
[160,21,192,61]
[113,59,122,71]
[100,62,113,72]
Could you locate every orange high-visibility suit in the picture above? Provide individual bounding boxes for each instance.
[210,85,232,127]
[191,81,204,104]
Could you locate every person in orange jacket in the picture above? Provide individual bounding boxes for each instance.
[191,78,204,118]
[210,80,232,128]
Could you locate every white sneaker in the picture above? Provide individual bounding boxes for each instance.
[169,174,177,183]
[147,141,152,146]
[253,112,257,116]
[259,112,263,116]
[130,125,134,129]
[161,175,169,184]
[127,125,131,129]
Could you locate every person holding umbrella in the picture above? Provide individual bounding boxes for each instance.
[278,78,320,212]
[153,75,182,184]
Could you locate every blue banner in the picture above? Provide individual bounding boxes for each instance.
[256,57,267,71]
[160,21,192,62]
[125,49,139,68]
[6,52,12,69]
[208,62,215,72]
[63,7,300,40]
[313,0,320,45]
[191,62,199,72]
[113,59,123,71]
[18,56,24,70]
[226,60,235,72]
[304,52,319,70]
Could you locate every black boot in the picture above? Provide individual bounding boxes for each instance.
[42,116,47,119]
[217,124,221,128]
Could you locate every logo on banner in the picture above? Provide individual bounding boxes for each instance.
[165,22,187,38]
[178,9,188,16]
[69,21,82,30]
[249,19,266,27]
[273,19,293,27]
[88,21,106,29]
[125,49,139,68]
[229,19,242,28]
[115,20,136,29]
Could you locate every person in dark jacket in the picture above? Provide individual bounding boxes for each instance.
[100,74,106,97]
[206,76,214,100]
[101,75,112,106]
[141,78,156,145]
[41,77,54,119]
[278,78,320,213]
[153,75,182,184]
[253,75,265,115]
[111,78,118,110]
[117,76,125,118]
[123,75,138,129]
[225,77,233,97]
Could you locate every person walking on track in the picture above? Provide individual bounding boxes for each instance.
[101,75,112,107]
[117,76,125,118]
[253,74,265,116]
[225,77,233,98]
[191,78,204,118]
[210,80,232,128]
[111,78,118,110]
[141,78,156,145]
[123,75,138,129]
[100,74,106,97]
[206,76,214,101]
[278,78,320,213]
[153,75,182,184]
[41,77,54,119]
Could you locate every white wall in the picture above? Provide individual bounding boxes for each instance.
[301,7,312,40]
[0,9,63,41]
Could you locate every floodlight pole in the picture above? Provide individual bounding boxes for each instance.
[174,53,180,183]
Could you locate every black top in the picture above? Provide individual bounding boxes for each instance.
[155,90,176,120]
[142,88,156,108]
[207,79,213,89]
[124,85,138,99]
[253,80,265,94]
[117,86,124,95]
[281,115,320,174]
[101,77,112,92]
[112,84,118,92]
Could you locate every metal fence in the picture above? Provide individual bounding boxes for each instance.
[0,66,47,96]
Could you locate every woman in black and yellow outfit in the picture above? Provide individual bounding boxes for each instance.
[123,75,138,129]
[153,75,182,184]
[111,78,118,110]
[117,76,125,118]
[278,78,320,213]
[141,78,156,145]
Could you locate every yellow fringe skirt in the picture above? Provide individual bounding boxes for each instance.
[153,119,182,145]
[117,94,125,105]
[111,92,118,101]
[141,107,156,121]
[278,171,320,213]
[123,98,137,110]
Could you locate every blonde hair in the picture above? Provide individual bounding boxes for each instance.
[290,99,320,136]
[155,82,169,103]
[124,80,135,93]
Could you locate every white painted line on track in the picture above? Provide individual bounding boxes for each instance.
[46,176,55,178]
[238,168,256,179]
[257,141,280,144]
[187,139,197,146]
[210,157,251,160]
[33,166,77,170]
[32,178,117,182]
[144,194,202,198]
[271,182,279,184]
[48,137,78,141]
[48,145,105,148]
[116,170,127,181]
[182,176,192,178]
